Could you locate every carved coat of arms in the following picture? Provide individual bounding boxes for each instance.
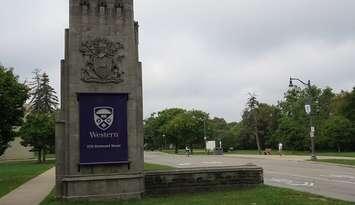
[80,38,124,84]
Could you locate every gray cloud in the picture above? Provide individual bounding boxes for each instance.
[0,0,354,121]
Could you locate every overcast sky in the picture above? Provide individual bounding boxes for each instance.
[1,0,354,122]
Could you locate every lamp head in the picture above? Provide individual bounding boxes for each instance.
[289,78,294,88]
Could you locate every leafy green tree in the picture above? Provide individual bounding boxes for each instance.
[143,113,160,150]
[208,117,228,141]
[165,112,192,153]
[272,117,308,150]
[0,65,28,155]
[330,90,348,116]
[144,108,211,153]
[20,113,55,162]
[144,108,185,151]
[317,87,335,119]
[255,103,280,148]
[320,115,354,152]
[275,85,334,151]
[234,122,256,150]
[164,110,207,153]
[342,87,355,123]
[220,122,241,151]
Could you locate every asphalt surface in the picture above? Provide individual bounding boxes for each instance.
[145,152,355,202]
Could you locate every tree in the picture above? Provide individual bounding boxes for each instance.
[272,117,308,150]
[144,108,186,151]
[30,71,58,113]
[238,99,280,151]
[20,113,55,163]
[245,94,262,154]
[208,117,228,140]
[0,65,28,155]
[164,110,207,154]
[20,70,58,162]
[342,87,355,123]
[275,85,331,151]
[143,108,211,153]
[233,122,255,150]
[255,103,280,148]
[320,115,354,152]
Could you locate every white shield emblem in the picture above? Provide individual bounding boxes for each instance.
[94,107,114,131]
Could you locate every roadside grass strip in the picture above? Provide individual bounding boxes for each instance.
[0,160,54,198]
[162,149,355,158]
[313,159,355,166]
[40,185,355,205]
[144,163,175,171]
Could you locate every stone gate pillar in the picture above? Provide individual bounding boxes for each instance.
[55,0,144,199]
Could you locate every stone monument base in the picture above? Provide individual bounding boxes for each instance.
[60,173,144,200]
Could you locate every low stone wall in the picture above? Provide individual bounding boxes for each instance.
[144,165,263,195]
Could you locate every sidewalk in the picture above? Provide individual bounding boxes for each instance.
[0,167,55,205]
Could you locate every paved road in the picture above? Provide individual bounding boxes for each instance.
[145,152,355,202]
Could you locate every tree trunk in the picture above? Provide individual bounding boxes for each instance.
[42,149,46,163]
[37,149,42,163]
[253,113,262,155]
[255,131,262,155]
[337,144,341,153]
[175,143,179,154]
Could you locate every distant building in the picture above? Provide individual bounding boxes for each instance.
[0,104,34,161]
[0,137,34,160]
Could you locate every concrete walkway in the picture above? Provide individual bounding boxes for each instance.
[0,167,55,205]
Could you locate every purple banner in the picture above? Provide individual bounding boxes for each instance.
[78,93,128,165]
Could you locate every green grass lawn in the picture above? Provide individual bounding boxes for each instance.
[312,159,355,166]
[144,163,175,171]
[0,160,54,198]
[316,152,355,158]
[40,185,355,205]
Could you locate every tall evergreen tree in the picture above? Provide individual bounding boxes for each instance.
[30,71,58,113]
[246,93,262,154]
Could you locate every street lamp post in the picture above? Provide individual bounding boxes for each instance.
[289,77,317,160]
[203,118,207,152]
[162,134,166,150]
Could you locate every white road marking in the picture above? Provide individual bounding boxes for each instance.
[321,175,355,179]
[177,163,191,166]
[269,177,314,187]
[266,171,355,185]
[201,161,223,164]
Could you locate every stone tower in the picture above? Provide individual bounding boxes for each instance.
[56,0,144,199]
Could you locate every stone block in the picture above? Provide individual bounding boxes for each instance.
[144,165,264,195]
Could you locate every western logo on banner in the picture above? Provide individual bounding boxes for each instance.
[78,93,128,165]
